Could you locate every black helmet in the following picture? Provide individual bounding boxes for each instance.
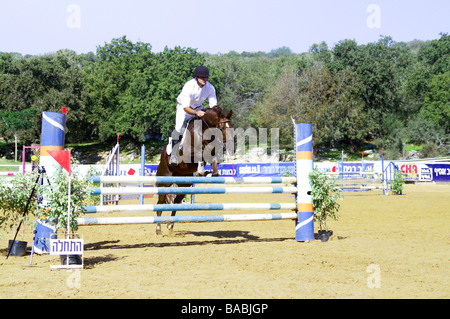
[193,65,209,78]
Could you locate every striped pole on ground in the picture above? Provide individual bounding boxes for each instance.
[295,123,314,241]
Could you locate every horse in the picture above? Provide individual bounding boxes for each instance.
[154,105,233,235]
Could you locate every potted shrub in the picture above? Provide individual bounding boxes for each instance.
[36,165,96,264]
[0,171,42,256]
[309,169,343,242]
[391,170,405,195]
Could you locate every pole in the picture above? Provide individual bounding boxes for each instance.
[140,144,145,205]
[294,123,314,242]
[67,170,71,239]
[381,148,385,195]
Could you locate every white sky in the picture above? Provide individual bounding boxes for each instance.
[0,0,449,55]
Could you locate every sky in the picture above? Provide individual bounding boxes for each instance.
[0,0,449,56]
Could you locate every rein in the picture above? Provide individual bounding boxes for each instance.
[198,115,231,149]
[201,117,230,131]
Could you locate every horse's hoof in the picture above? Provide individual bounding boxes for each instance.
[156,225,162,235]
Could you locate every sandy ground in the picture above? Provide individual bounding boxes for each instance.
[0,183,449,299]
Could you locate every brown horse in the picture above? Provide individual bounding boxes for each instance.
[154,105,233,235]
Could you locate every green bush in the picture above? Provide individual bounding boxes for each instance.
[0,171,41,238]
[0,165,96,239]
[37,165,96,233]
[391,170,405,195]
[309,169,343,231]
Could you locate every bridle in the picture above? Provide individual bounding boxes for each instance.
[199,116,232,148]
[201,117,231,132]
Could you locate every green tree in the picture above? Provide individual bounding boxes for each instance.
[207,52,276,128]
[150,46,205,139]
[85,36,204,142]
[255,62,369,154]
[84,36,155,142]
[421,71,450,133]
[418,33,450,74]
[332,36,411,140]
[0,51,91,145]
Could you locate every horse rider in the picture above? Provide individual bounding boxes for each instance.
[168,65,217,174]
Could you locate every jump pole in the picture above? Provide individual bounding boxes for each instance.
[88,176,297,184]
[294,123,314,242]
[80,202,297,214]
[78,213,298,225]
[89,186,298,195]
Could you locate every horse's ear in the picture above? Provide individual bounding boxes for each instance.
[226,110,232,119]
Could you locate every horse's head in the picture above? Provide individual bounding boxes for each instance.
[203,106,233,154]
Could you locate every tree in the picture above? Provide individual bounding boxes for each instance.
[150,46,205,139]
[84,36,155,142]
[253,65,302,147]
[85,37,205,142]
[418,33,450,74]
[421,71,450,133]
[331,36,410,140]
[207,52,276,129]
[256,61,369,153]
[0,51,91,145]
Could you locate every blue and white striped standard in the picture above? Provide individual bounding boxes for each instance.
[82,202,296,214]
[90,186,297,195]
[295,123,314,241]
[89,176,297,184]
[77,212,298,225]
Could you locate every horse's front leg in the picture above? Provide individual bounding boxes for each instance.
[167,194,186,234]
[211,157,219,176]
[155,193,169,235]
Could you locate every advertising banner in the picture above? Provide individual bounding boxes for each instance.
[427,164,450,182]
[139,162,450,181]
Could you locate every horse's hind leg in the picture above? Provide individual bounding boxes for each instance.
[167,194,186,234]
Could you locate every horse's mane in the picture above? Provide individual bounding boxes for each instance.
[207,105,228,121]
[200,105,223,126]
[208,105,224,116]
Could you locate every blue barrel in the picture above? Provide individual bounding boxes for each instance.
[33,219,57,254]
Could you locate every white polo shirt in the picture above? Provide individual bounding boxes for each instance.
[176,78,217,110]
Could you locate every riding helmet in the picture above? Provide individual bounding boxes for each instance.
[193,65,210,78]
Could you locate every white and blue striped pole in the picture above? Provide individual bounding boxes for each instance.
[295,123,314,241]
[140,144,145,204]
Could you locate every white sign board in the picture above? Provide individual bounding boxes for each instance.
[50,238,84,255]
